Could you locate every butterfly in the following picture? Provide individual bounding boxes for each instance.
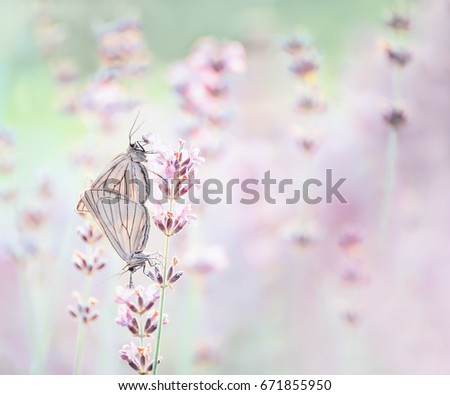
[80,188,155,287]
[76,115,154,214]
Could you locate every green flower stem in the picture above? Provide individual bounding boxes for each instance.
[152,197,174,375]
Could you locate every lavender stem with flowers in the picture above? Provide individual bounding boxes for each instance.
[116,137,204,375]
[379,11,411,236]
[69,222,106,374]
[150,138,204,374]
[167,38,243,372]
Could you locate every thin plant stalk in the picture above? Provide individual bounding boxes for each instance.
[379,66,400,237]
[152,197,174,375]
[73,274,92,374]
[379,130,398,235]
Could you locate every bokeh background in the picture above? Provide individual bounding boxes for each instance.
[2,0,450,374]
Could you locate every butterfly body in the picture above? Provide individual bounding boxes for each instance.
[80,189,154,286]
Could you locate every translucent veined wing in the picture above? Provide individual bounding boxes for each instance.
[76,147,150,213]
[80,189,150,262]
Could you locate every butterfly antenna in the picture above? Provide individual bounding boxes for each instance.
[130,120,145,143]
[128,110,141,145]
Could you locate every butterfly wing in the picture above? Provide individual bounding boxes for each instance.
[76,151,150,213]
[81,189,150,261]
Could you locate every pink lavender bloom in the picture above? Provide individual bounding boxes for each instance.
[96,17,151,77]
[152,203,196,237]
[383,106,407,130]
[119,342,159,375]
[296,94,326,114]
[284,221,320,249]
[72,248,106,275]
[338,228,364,252]
[146,257,184,286]
[150,139,205,199]
[383,44,413,67]
[115,305,133,327]
[341,265,370,287]
[80,72,138,125]
[168,37,246,125]
[114,286,136,304]
[385,13,410,31]
[188,37,246,74]
[115,287,160,337]
[283,36,309,56]
[49,59,79,84]
[289,58,319,79]
[76,222,103,244]
[115,285,160,315]
[18,208,46,231]
[68,292,99,324]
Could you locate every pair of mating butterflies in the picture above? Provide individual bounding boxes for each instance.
[76,119,157,286]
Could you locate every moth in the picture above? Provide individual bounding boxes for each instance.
[76,116,153,214]
[80,188,155,287]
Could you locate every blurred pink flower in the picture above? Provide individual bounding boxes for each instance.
[189,37,246,74]
[68,292,99,324]
[18,208,46,231]
[168,37,246,125]
[184,245,228,275]
[76,222,103,244]
[72,248,107,275]
[81,73,137,120]
[96,17,151,77]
